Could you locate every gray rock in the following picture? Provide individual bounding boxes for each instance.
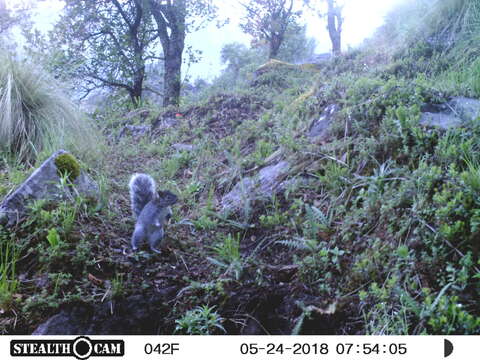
[0,150,99,226]
[32,290,176,335]
[450,97,480,120]
[221,161,290,213]
[32,307,92,335]
[220,177,256,212]
[152,117,178,131]
[117,125,150,139]
[257,161,290,195]
[419,112,461,130]
[308,104,339,140]
[279,176,312,193]
[420,96,480,129]
[172,143,196,152]
[74,172,100,200]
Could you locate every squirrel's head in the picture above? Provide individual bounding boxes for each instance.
[154,190,177,225]
[156,190,178,207]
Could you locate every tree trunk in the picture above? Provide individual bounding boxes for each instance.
[129,80,143,106]
[329,26,341,56]
[129,64,145,106]
[327,0,342,56]
[149,0,186,108]
[268,35,282,59]
[163,47,182,107]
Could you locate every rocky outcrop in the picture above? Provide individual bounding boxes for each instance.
[221,161,290,213]
[0,150,99,226]
[32,289,176,335]
[420,97,480,129]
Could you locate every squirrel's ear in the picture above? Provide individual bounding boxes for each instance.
[157,190,178,206]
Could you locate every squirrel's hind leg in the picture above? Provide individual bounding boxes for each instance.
[148,227,165,254]
[131,225,146,251]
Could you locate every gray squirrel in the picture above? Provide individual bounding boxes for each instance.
[129,173,178,253]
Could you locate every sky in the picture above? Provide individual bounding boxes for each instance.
[5,0,405,80]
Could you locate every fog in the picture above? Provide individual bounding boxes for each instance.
[7,0,405,79]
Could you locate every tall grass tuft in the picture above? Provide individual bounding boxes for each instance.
[0,56,101,164]
[0,240,19,310]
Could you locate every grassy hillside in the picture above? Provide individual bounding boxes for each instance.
[1,0,480,335]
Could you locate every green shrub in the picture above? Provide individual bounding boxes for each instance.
[424,294,480,334]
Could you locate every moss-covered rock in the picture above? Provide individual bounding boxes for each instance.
[0,150,98,226]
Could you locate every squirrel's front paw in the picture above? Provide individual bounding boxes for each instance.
[150,246,162,254]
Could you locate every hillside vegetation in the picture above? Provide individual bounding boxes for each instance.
[1,0,480,335]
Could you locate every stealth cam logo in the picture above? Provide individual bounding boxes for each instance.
[11,336,124,359]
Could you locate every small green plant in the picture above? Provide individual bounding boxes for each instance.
[251,139,275,165]
[461,156,480,193]
[471,59,480,97]
[26,196,86,238]
[184,181,203,197]
[209,233,243,280]
[295,245,345,288]
[259,212,287,227]
[318,160,350,195]
[46,228,61,248]
[49,272,73,295]
[212,233,241,264]
[111,273,125,298]
[303,204,335,242]
[161,151,193,178]
[193,213,219,231]
[259,196,287,227]
[174,305,226,335]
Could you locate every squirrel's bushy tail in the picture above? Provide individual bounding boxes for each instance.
[129,173,156,218]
